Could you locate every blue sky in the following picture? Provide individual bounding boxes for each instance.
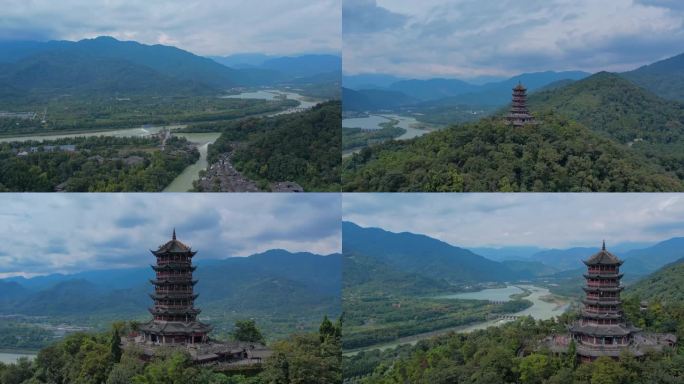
[343,194,684,249]
[0,0,341,56]
[0,194,341,278]
[343,0,684,79]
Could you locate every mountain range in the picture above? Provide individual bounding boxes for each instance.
[342,222,684,294]
[343,71,591,111]
[343,52,684,112]
[0,36,340,100]
[0,249,341,334]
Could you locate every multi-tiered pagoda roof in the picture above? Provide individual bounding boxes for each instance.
[505,83,536,126]
[127,230,272,366]
[139,229,211,345]
[543,242,676,362]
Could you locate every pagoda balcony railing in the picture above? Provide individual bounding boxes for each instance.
[584,273,623,279]
[153,304,194,309]
[153,291,195,297]
[586,282,620,288]
[150,278,198,285]
[583,308,620,314]
[157,258,192,264]
[155,289,193,293]
[155,274,193,281]
[585,295,620,301]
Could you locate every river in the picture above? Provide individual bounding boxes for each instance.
[0,351,37,364]
[342,114,433,140]
[345,285,569,355]
[162,132,222,192]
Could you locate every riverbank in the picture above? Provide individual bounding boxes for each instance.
[343,285,570,356]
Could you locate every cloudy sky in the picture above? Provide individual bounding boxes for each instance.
[0,0,340,56]
[343,0,684,79]
[0,194,340,278]
[344,194,684,249]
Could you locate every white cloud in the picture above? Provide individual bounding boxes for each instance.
[0,0,341,55]
[343,0,684,78]
[343,193,684,248]
[0,194,341,277]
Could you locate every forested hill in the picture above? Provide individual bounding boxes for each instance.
[0,37,242,98]
[343,222,528,283]
[626,258,684,305]
[622,52,684,102]
[206,101,341,191]
[529,72,684,145]
[529,71,684,179]
[342,113,684,192]
[0,37,339,100]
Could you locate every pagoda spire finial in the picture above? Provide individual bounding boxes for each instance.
[602,240,606,251]
[173,228,176,241]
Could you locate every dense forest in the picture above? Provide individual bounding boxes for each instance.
[0,136,197,191]
[203,101,341,191]
[529,72,684,179]
[342,113,683,192]
[0,317,341,384]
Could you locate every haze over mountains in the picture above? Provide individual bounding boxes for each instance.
[343,222,684,293]
[0,36,341,100]
[0,249,341,330]
[343,52,684,112]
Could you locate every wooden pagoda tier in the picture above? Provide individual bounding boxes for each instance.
[505,83,536,126]
[139,230,212,345]
[569,242,639,362]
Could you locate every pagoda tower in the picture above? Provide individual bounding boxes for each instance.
[569,241,639,362]
[139,230,211,345]
[506,83,536,126]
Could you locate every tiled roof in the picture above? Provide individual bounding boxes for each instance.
[584,241,623,265]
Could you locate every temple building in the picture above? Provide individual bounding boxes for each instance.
[505,83,536,126]
[139,229,211,345]
[544,242,676,363]
[126,230,271,367]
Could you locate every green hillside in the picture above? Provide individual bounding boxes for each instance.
[626,258,684,305]
[203,101,341,191]
[622,53,684,102]
[342,113,683,192]
[529,72,684,178]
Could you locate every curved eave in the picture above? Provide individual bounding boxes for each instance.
[583,286,624,292]
[150,249,198,257]
[149,293,199,300]
[151,264,197,272]
[581,311,623,319]
[149,307,201,315]
[150,279,198,286]
[583,273,623,279]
